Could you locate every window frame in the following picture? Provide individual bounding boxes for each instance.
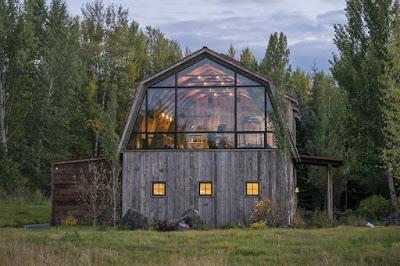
[152,181,167,197]
[198,181,213,197]
[245,181,260,197]
[128,59,278,150]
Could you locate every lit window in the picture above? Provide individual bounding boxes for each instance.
[199,182,213,196]
[246,182,260,196]
[152,182,166,197]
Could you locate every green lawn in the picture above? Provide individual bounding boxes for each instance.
[0,201,399,265]
[0,199,51,227]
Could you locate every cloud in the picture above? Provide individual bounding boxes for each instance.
[64,0,347,72]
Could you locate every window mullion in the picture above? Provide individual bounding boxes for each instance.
[234,72,237,148]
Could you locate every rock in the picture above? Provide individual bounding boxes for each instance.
[175,222,190,231]
[385,210,400,226]
[176,209,203,229]
[365,222,375,228]
[155,219,176,231]
[120,209,149,230]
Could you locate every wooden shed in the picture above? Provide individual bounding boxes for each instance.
[118,47,300,226]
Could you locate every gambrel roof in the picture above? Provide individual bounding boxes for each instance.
[119,46,299,161]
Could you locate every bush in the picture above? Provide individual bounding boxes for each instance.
[63,215,78,226]
[154,220,176,232]
[303,210,338,228]
[0,159,26,197]
[250,221,267,230]
[251,198,284,227]
[291,209,306,228]
[357,195,390,221]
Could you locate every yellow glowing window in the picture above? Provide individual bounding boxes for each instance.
[199,182,213,196]
[246,182,260,196]
[152,182,166,196]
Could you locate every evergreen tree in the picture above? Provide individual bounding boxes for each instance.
[227,43,236,59]
[259,32,291,90]
[332,0,395,196]
[239,47,257,71]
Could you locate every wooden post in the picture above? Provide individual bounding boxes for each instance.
[326,163,333,219]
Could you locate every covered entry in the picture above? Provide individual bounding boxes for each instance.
[298,155,344,219]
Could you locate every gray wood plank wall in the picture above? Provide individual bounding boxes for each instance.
[122,150,295,226]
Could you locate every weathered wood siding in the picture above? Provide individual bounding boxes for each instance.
[51,158,110,225]
[122,150,295,226]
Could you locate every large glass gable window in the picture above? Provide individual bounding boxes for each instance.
[127,58,277,150]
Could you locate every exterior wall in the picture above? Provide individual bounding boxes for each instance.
[122,150,296,226]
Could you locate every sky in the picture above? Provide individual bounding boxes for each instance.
[65,0,347,72]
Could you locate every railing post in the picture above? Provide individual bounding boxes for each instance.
[326,163,333,219]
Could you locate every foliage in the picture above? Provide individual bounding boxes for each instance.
[76,162,111,228]
[63,215,78,226]
[291,208,306,229]
[239,47,257,71]
[357,195,390,221]
[251,198,285,227]
[303,210,339,228]
[0,0,182,195]
[0,159,25,195]
[259,32,291,90]
[332,0,397,197]
[153,219,176,232]
[250,221,267,230]
[381,5,400,209]
[227,43,236,59]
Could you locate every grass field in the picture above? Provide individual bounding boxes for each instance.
[0,201,399,265]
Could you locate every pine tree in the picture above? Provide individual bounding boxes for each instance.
[259,32,291,90]
[227,43,236,59]
[239,47,257,71]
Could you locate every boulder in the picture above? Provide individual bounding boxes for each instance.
[175,222,190,231]
[120,209,149,230]
[176,209,203,229]
[385,210,400,226]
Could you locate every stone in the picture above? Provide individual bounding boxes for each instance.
[120,209,149,230]
[176,209,203,229]
[365,222,375,228]
[385,210,400,226]
[175,222,190,231]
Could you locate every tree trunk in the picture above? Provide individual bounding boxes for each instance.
[387,170,399,211]
[0,71,7,155]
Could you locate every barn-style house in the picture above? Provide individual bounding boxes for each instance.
[118,47,300,226]
[52,47,343,226]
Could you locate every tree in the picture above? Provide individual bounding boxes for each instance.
[332,0,395,197]
[77,162,110,228]
[381,6,400,210]
[239,47,257,71]
[227,43,236,59]
[259,32,291,90]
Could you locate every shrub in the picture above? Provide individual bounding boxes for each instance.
[0,159,26,197]
[251,198,284,227]
[304,210,338,228]
[291,209,306,228]
[154,220,176,232]
[250,221,267,230]
[64,215,78,226]
[357,195,390,221]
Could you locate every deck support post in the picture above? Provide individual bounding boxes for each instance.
[325,163,333,219]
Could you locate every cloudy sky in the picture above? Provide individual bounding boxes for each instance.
[65,0,347,72]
